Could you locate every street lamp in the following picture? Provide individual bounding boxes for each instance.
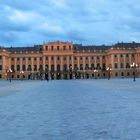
[130,62,138,82]
[106,67,111,80]
[93,69,98,79]
[20,70,24,80]
[8,69,12,82]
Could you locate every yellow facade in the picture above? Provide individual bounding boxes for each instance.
[0,41,140,80]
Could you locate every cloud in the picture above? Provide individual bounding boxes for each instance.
[0,0,140,46]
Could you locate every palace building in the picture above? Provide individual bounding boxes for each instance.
[0,41,140,80]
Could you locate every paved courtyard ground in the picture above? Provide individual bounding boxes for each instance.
[0,79,140,140]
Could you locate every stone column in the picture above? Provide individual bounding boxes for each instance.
[15,58,17,72]
[31,57,34,72]
[43,56,45,71]
[94,56,97,68]
[123,54,126,69]
[20,58,22,71]
[37,57,39,71]
[89,56,91,68]
[60,56,63,71]
[100,56,102,69]
[118,54,120,69]
[77,57,80,70]
[54,56,57,71]
[48,56,51,71]
[129,54,132,65]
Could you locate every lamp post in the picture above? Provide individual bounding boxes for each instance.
[8,69,12,82]
[130,62,138,82]
[93,69,98,79]
[106,67,111,80]
[20,70,24,80]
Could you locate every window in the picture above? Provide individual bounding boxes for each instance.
[0,65,2,70]
[0,74,2,78]
[97,56,99,59]
[11,65,14,71]
[85,64,89,70]
[57,65,60,71]
[97,63,100,68]
[114,63,118,69]
[34,58,36,61]
[51,46,54,50]
[17,75,20,79]
[63,46,66,50]
[34,65,37,71]
[91,57,94,60]
[120,63,124,68]
[11,58,14,61]
[114,55,117,58]
[80,57,82,60]
[22,65,26,71]
[132,54,135,58]
[102,63,106,70]
[51,56,54,61]
[74,57,77,60]
[63,64,67,71]
[40,57,42,61]
[121,72,124,77]
[80,64,83,70]
[17,58,20,61]
[0,56,2,59]
[63,56,66,61]
[69,45,71,50]
[127,72,130,76]
[28,65,32,71]
[115,72,118,77]
[120,54,123,57]
[23,58,25,61]
[86,57,88,60]
[28,58,31,61]
[126,63,130,68]
[46,46,48,50]
[74,64,78,70]
[57,56,60,60]
[51,65,54,71]
[103,56,105,59]
[91,64,94,69]
[46,57,48,61]
[17,65,20,71]
[57,46,60,50]
[126,54,129,57]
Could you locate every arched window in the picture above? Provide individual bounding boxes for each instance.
[51,46,54,50]
[57,46,59,50]
[51,65,54,72]
[91,64,94,70]
[63,64,67,71]
[17,65,20,71]
[121,72,124,77]
[57,65,60,71]
[85,64,89,70]
[34,65,37,71]
[80,64,83,70]
[22,65,26,71]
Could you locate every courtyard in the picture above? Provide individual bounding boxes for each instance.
[0,79,140,139]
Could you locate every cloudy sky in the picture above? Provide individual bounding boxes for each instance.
[0,0,140,46]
